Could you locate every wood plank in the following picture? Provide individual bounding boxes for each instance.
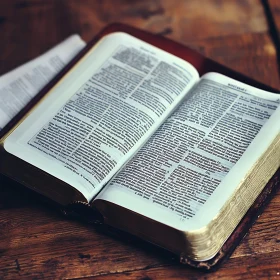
[188,33,279,89]
[1,179,280,279]
[90,251,280,280]
[268,0,280,31]
[0,0,277,87]
[64,0,268,41]
[0,0,268,75]
[0,205,173,279]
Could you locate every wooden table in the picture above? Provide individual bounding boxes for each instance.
[1,0,280,279]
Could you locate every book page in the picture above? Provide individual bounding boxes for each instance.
[4,32,199,202]
[96,72,280,230]
[0,35,86,131]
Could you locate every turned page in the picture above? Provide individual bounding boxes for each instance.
[0,35,86,131]
[96,72,280,230]
[3,32,199,202]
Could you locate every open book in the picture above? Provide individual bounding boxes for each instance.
[1,27,280,267]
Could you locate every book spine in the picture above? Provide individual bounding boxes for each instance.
[61,201,103,225]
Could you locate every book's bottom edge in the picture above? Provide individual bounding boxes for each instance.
[180,167,280,271]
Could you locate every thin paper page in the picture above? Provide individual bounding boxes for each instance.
[0,35,86,130]
[192,72,280,228]
[96,72,280,231]
[4,32,199,202]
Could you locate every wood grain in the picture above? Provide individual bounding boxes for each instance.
[1,0,280,279]
[0,0,270,75]
[268,0,280,31]
[188,33,279,89]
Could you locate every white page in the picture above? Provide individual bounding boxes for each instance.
[0,35,86,130]
[96,72,280,231]
[4,32,199,202]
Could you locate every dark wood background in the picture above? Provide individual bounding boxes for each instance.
[1,0,280,279]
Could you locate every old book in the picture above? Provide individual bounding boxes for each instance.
[1,24,280,270]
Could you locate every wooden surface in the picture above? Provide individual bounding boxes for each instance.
[1,0,280,279]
